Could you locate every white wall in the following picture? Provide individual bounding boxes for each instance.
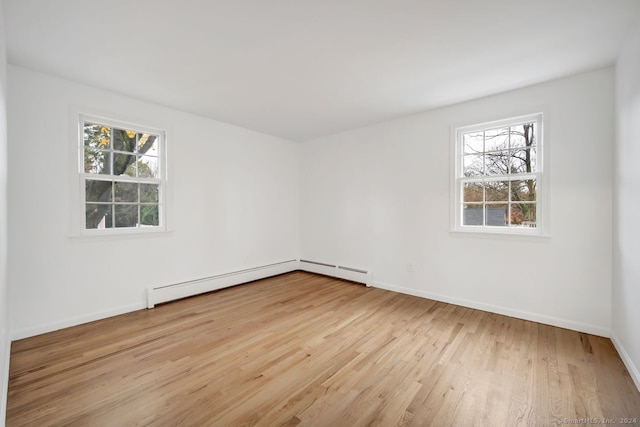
[7,66,299,339]
[300,68,614,336]
[612,21,640,389]
[0,1,10,422]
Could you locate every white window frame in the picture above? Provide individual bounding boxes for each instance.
[451,113,548,237]
[78,114,167,235]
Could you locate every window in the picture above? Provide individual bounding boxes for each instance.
[452,113,545,235]
[79,115,166,233]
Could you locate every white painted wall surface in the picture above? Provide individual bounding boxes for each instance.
[0,2,10,422]
[613,21,640,389]
[300,68,614,336]
[7,66,299,339]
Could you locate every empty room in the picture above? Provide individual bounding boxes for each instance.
[0,0,640,425]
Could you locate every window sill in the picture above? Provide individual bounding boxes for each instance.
[70,227,174,241]
[449,228,551,241]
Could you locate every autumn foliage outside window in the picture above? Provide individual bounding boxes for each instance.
[81,116,165,231]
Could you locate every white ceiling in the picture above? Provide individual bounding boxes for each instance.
[5,1,640,141]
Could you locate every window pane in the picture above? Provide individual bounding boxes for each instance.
[84,149,111,174]
[510,179,536,202]
[140,205,159,226]
[485,151,509,175]
[113,128,137,152]
[137,133,158,156]
[485,180,508,202]
[463,204,483,226]
[510,148,537,173]
[114,153,137,177]
[83,123,110,149]
[485,204,508,227]
[484,127,509,152]
[85,180,112,203]
[456,115,542,234]
[463,182,483,202]
[510,203,537,228]
[138,156,160,178]
[510,123,536,149]
[463,132,484,154]
[86,204,112,229]
[114,204,138,228]
[140,183,159,203]
[114,182,138,203]
[463,154,483,177]
[81,118,165,231]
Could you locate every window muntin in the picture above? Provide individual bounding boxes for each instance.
[455,114,543,234]
[80,116,165,232]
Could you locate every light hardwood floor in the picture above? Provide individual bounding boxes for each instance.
[7,272,640,426]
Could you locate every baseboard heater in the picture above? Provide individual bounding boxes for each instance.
[299,259,371,286]
[146,259,298,308]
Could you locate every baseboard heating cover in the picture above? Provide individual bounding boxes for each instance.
[299,259,371,286]
[147,259,298,308]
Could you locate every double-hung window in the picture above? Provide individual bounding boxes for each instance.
[453,113,545,235]
[80,115,166,233]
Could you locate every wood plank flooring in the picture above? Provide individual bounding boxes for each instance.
[7,272,640,426]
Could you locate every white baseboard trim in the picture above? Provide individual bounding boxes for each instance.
[611,331,640,393]
[147,260,299,308]
[11,302,147,341]
[372,280,610,338]
[298,259,371,286]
